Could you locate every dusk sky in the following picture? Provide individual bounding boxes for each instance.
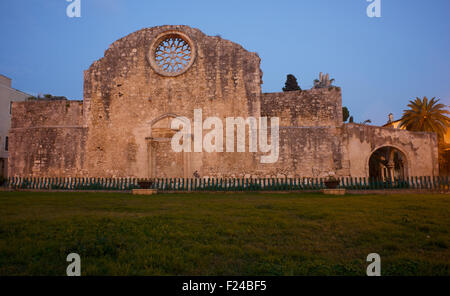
[1,0,449,125]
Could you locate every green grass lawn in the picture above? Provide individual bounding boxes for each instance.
[0,191,449,276]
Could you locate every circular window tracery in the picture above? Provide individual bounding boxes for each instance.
[148,31,196,77]
[155,36,191,73]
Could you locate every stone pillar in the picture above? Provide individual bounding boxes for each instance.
[386,162,395,182]
[145,137,156,178]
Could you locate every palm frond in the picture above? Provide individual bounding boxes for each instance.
[399,96,450,137]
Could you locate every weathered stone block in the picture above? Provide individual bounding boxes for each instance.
[322,189,346,195]
[132,189,157,195]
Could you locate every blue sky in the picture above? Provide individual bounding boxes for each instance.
[0,0,449,125]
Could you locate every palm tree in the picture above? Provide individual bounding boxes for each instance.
[399,97,450,138]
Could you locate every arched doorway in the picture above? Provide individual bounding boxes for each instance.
[146,114,192,178]
[369,146,407,180]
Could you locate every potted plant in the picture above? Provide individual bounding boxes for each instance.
[137,179,154,189]
[324,175,340,189]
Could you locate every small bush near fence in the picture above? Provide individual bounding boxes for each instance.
[4,176,449,192]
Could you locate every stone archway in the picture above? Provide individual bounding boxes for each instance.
[146,114,192,178]
[368,146,408,180]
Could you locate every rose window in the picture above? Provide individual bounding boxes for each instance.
[153,35,192,74]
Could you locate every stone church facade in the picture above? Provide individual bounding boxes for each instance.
[8,25,439,179]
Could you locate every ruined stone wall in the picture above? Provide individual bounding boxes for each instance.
[252,88,348,178]
[343,123,439,177]
[261,88,343,127]
[6,25,440,179]
[83,25,262,177]
[8,100,87,177]
[249,126,348,178]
